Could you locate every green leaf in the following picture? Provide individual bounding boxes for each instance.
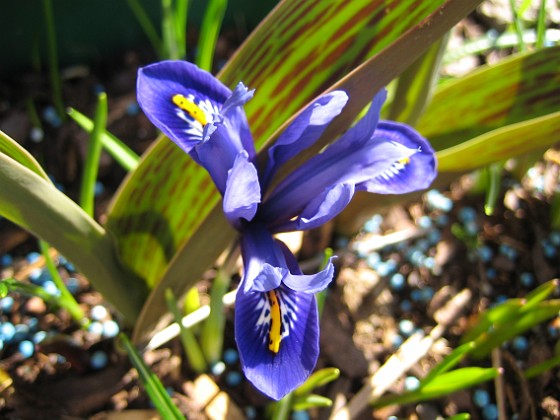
[374,367,497,408]
[0,152,146,322]
[417,46,560,151]
[461,300,523,344]
[0,130,49,180]
[387,34,449,126]
[524,354,560,379]
[522,278,559,310]
[120,333,185,419]
[292,394,333,411]
[471,300,560,358]
[67,107,140,172]
[115,0,483,344]
[436,111,560,172]
[80,92,107,217]
[294,367,341,397]
[421,342,476,385]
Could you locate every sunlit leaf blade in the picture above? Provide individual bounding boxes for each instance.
[120,333,185,419]
[220,0,448,144]
[421,342,475,385]
[0,130,49,180]
[374,367,498,408]
[461,300,523,344]
[471,300,560,358]
[437,111,560,172]
[112,0,482,344]
[417,46,560,150]
[0,153,146,321]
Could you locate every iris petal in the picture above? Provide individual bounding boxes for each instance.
[263,91,348,188]
[235,283,320,400]
[137,60,229,154]
[273,182,355,232]
[357,121,437,194]
[223,151,261,227]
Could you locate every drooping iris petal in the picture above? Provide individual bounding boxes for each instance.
[240,222,335,294]
[357,121,437,194]
[235,282,320,400]
[262,91,348,188]
[223,151,261,227]
[137,60,229,153]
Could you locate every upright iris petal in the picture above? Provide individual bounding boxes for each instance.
[137,60,437,401]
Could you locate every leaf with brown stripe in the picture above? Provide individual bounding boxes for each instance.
[105,0,483,343]
[416,46,560,150]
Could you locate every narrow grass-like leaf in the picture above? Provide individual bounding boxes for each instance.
[196,0,227,72]
[483,163,503,216]
[521,278,559,312]
[80,92,107,217]
[294,367,340,397]
[446,414,471,420]
[39,240,88,327]
[0,278,61,307]
[0,153,147,322]
[200,268,230,364]
[509,0,526,51]
[162,0,181,59]
[421,342,476,385]
[387,35,449,126]
[292,394,333,411]
[164,288,207,373]
[471,301,560,358]
[436,111,560,172]
[126,0,163,57]
[120,333,185,419]
[524,354,560,379]
[174,0,188,58]
[536,0,547,49]
[0,130,49,180]
[373,367,498,408]
[67,107,140,171]
[118,0,483,344]
[461,300,523,344]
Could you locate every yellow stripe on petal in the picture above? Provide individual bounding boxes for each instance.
[172,94,208,126]
[267,290,282,354]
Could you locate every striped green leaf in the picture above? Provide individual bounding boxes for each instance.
[417,46,560,151]
[109,0,482,343]
[437,111,560,172]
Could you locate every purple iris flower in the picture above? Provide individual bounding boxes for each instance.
[137,60,436,400]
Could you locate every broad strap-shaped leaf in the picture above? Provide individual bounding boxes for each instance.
[417,45,560,150]
[0,152,146,321]
[0,130,50,180]
[437,111,560,172]
[219,0,447,145]
[110,0,482,344]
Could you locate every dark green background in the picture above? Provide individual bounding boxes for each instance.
[0,0,277,77]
